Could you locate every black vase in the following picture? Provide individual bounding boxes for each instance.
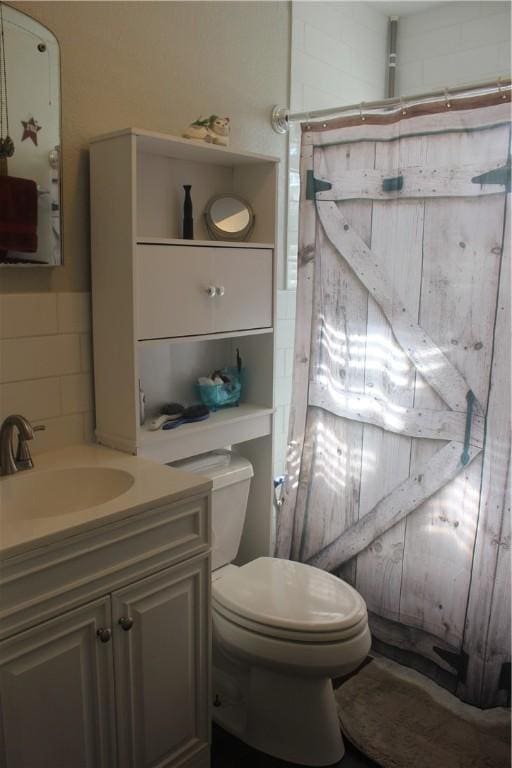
[182,185,194,239]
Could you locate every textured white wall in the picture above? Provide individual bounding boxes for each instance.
[396,1,511,94]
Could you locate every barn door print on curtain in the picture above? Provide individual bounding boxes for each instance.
[276,94,511,708]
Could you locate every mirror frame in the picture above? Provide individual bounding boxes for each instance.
[204,194,255,242]
[0,2,64,268]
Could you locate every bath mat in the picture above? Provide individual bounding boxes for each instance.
[335,658,510,768]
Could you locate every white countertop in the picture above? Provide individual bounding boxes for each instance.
[0,444,211,559]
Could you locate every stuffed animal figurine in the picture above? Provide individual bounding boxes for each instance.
[207,116,230,146]
[182,117,210,142]
[182,115,230,146]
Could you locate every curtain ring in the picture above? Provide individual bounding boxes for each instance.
[359,103,366,122]
[444,87,452,108]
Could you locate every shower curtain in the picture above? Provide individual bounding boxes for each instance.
[276,92,511,709]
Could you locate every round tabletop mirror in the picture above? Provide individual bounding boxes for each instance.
[205,194,254,241]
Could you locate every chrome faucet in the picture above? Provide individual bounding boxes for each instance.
[0,415,45,476]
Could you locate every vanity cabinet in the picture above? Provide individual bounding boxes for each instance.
[137,244,272,340]
[113,555,209,768]
[0,598,116,768]
[0,483,211,768]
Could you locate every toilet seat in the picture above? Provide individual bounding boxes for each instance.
[212,557,367,642]
[212,599,368,643]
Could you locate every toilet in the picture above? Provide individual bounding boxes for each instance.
[173,450,371,767]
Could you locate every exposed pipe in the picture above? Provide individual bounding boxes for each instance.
[271,77,511,133]
[387,16,398,98]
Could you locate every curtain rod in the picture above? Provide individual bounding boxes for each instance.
[271,78,511,134]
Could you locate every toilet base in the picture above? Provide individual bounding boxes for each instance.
[213,659,344,766]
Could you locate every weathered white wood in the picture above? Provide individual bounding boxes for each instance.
[288,108,510,706]
[354,137,426,621]
[292,142,374,578]
[302,101,511,147]
[481,457,511,706]
[308,381,484,446]
[459,194,511,706]
[368,611,461,675]
[399,125,509,648]
[317,200,474,412]
[307,440,481,572]
[276,144,315,558]
[315,160,507,201]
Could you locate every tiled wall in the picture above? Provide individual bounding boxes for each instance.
[275,1,387,476]
[0,293,93,454]
[396,1,511,94]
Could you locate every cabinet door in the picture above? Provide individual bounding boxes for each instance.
[0,597,116,768]
[213,247,272,333]
[137,245,215,339]
[112,554,210,768]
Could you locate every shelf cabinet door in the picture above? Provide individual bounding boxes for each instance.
[112,554,210,768]
[213,247,272,333]
[0,597,116,768]
[137,245,215,339]
[136,244,272,340]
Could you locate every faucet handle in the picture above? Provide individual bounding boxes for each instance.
[15,424,45,469]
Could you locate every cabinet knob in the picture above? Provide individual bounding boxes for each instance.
[96,627,112,643]
[119,616,134,631]
[205,286,217,297]
[216,286,225,297]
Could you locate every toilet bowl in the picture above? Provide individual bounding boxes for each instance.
[172,451,371,766]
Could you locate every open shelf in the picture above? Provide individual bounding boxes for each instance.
[138,404,274,464]
[91,128,279,167]
[136,237,275,249]
[138,327,273,346]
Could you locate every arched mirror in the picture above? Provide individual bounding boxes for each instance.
[0,3,62,266]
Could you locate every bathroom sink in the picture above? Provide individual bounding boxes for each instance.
[0,466,135,519]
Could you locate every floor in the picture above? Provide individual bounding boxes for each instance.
[211,723,380,768]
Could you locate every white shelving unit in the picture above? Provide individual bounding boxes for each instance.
[90,128,279,562]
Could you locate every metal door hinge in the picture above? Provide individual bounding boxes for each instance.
[433,646,469,682]
[306,170,332,200]
[382,175,404,192]
[471,162,511,192]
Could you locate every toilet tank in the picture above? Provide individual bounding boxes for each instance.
[171,451,253,571]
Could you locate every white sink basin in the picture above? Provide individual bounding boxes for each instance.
[0,466,135,519]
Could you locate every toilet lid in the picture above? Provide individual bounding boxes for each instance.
[212,557,367,635]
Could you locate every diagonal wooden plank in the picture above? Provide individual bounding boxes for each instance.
[308,380,484,447]
[315,160,508,201]
[317,200,476,413]
[307,440,482,572]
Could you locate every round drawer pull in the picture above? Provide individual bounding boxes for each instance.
[205,286,217,297]
[96,627,112,643]
[119,616,134,631]
[216,286,225,297]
